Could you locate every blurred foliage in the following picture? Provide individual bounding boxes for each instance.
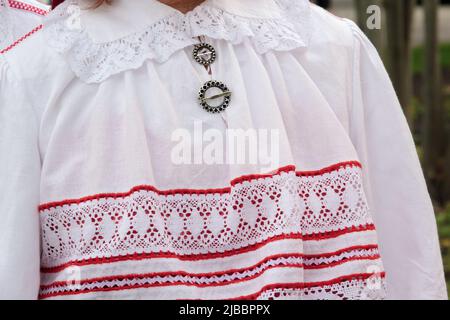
[412,43,450,74]
[413,42,450,296]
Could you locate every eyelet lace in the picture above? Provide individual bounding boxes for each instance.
[44,0,312,83]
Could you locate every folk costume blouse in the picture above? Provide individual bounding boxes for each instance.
[0,0,447,300]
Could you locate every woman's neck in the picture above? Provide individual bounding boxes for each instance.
[159,0,206,14]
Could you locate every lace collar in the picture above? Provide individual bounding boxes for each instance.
[45,0,312,83]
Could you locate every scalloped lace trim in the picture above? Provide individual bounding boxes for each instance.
[44,0,312,83]
[39,164,374,268]
[258,276,387,300]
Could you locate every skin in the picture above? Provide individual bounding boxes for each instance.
[159,0,206,13]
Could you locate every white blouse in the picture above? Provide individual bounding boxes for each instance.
[0,0,446,300]
[0,0,49,52]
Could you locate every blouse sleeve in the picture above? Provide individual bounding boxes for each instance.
[0,57,41,299]
[345,20,447,300]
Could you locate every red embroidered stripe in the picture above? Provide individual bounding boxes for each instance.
[38,165,295,210]
[295,161,362,177]
[304,244,378,260]
[40,224,376,273]
[308,254,380,270]
[39,248,381,299]
[8,0,48,16]
[0,24,43,54]
[40,233,303,273]
[229,272,386,300]
[40,270,385,300]
[40,266,305,299]
[41,253,303,288]
[303,224,376,241]
[38,161,362,211]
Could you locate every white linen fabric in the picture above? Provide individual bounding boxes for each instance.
[0,0,446,300]
[0,0,49,51]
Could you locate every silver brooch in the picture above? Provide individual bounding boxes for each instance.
[193,43,217,66]
[198,80,232,114]
[193,40,231,114]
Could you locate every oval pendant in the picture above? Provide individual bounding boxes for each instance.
[193,43,217,66]
[198,80,232,114]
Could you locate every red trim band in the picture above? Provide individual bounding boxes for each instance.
[38,161,363,211]
[40,225,376,274]
[40,265,306,299]
[40,271,385,300]
[229,272,386,300]
[303,224,376,241]
[0,24,43,54]
[38,165,295,210]
[41,233,303,273]
[8,0,49,16]
[43,245,379,288]
[295,161,362,177]
[41,253,305,290]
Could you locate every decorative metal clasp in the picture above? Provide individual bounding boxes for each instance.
[198,81,232,114]
[193,43,217,67]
